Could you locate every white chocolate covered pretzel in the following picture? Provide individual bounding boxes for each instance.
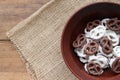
[101,18,110,28]
[90,25,106,40]
[74,48,88,63]
[85,28,90,38]
[113,46,120,57]
[88,55,109,69]
[109,57,116,68]
[106,30,119,46]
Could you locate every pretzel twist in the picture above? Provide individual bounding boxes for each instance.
[84,41,98,55]
[112,57,120,73]
[86,62,103,75]
[100,37,113,54]
[86,20,101,31]
[73,34,86,48]
[107,18,120,32]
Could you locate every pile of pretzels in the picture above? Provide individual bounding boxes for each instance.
[73,18,120,76]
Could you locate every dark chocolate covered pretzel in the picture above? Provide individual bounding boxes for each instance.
[112,57,120,73]
[100,37,113,54]
[106,18,120,32]
[84,41,98,55]
[86,62,103,75]
[86,20,101,31]
[73,34,86,48]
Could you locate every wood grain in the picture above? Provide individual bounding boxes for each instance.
[0,0,50,79]
[0,0,50,40]
[0,72,33,80]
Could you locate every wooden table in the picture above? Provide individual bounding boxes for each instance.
[0,0,49,80]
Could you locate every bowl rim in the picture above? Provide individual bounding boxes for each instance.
[61,2,120,80]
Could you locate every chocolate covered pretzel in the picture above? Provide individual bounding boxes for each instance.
[112,57,120,73]
[86,62,103,75]
[84,41,98,55]
[73,18,120,76]
[113,46,120,57]
[106,18,120,32]
[73,34,86,48]
[86,20,101,31]
[89,25,106,40]
[106,30,119,46]
[100,37,113,54]
[89,55,109,69]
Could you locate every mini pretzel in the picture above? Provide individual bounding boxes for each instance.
[89,25,106,40]
[100,37,113,54]
[106,30,119,46]
[86,20,101,31]
[84,28,90,38]
[113,46,120,57]
[79,57,89,63]
[106,18,120,32]
[84,41,98,55]
[74,48,87,57]
[73,34,86,48]
[112,57,120,73]
[98,46,113,58]
[86,62,103,75]
[89,55,109,69]
[101,18,110,27]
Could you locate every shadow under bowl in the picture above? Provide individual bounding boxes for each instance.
[61,2,120,80]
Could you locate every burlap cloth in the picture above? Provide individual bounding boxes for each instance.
[7,0,120,80]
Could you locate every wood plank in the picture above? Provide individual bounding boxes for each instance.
[0,0,50,4]
[0,61,26,72]
[0,0,50,80]
[0,41,20,58]
[0,0,50,40]
[0,41,26,72]
[0,72,33,80]
[0,5,38,16]
[0,6,38,40]
[0,0,34,4]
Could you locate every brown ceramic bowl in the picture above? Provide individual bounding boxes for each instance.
[61,2,120,80]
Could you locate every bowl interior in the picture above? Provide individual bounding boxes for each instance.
[61,2,120,80]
